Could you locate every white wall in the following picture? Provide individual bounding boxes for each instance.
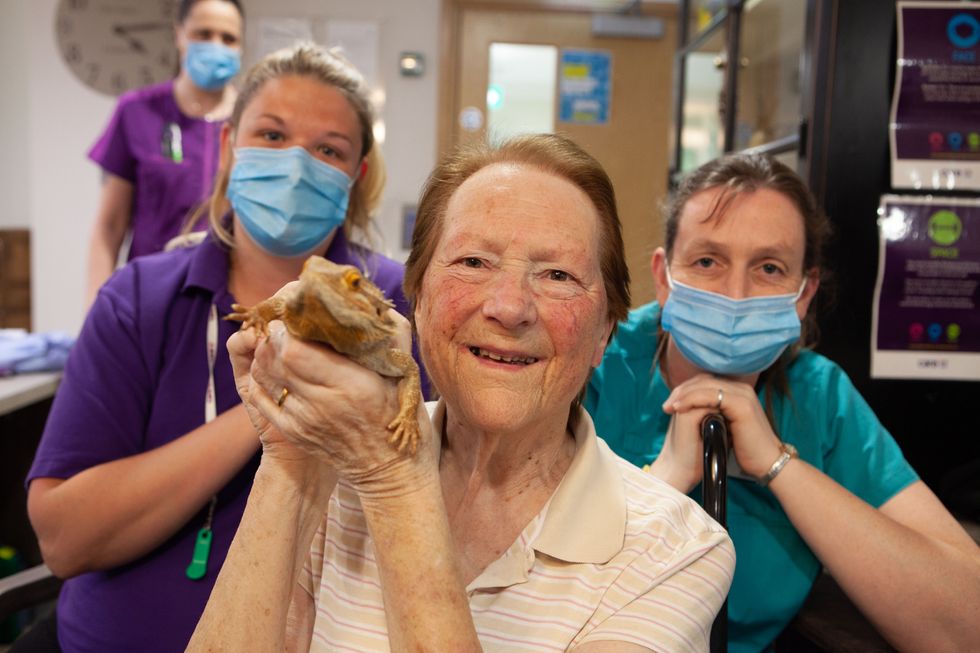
[27,0,114,334]
[11,0,440,334]
[0,0,31,229]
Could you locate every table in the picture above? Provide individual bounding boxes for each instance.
[0,372,61,568]
[0,373,61,418]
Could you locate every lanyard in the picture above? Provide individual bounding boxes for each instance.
[186,304,219,580]
[162,122,183,163]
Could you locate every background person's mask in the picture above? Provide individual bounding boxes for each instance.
[227,146,353,258]
[661,267,806,376]
[184,41,241,91]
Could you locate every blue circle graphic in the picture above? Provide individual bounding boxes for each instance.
[949,132,964,150]
[928,323,943,342]
[948,13,980,49]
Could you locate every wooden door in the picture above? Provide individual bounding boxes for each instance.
[0,230,31,330]
[441,3,678,307]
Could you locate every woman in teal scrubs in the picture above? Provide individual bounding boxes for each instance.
[585,153,980,653]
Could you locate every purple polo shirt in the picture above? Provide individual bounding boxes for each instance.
[89,80,222,260]
[28,229,419,653]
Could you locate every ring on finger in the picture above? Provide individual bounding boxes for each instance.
[277,387,289,407]
[716,387,724,410]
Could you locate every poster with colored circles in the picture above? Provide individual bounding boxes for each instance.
[872,195,980,380]
[889,1,980,191]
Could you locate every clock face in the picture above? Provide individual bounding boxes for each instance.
[55,0,180,97]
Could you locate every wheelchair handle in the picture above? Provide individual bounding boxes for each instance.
[701,413,728,529]
[701,412,729,653]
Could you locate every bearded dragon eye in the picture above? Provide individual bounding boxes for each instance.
[344,270,361,289]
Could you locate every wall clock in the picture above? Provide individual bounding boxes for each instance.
[55,0,179,97]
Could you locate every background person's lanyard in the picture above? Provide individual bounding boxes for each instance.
[186,304,219,580]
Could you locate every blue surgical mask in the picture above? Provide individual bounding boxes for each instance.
[227,147,353,258]
[184,41,241,91]
[661,267,807,376]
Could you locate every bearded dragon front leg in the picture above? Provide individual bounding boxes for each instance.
[226,297,288,336]
[384,348,423,455]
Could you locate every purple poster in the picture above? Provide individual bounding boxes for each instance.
[889,2,980,190]
[872,195,980,380]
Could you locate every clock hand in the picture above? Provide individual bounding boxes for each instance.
[113,21,172,34]
[112,25,147,54]
[112,22,170,54]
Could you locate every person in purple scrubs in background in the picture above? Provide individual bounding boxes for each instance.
[85,0,245,308]
[21,43,417,653]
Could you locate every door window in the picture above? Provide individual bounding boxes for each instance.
[487,42,557,143]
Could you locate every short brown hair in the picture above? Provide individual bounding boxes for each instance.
[177,0,244,24]
[404,133,630,329]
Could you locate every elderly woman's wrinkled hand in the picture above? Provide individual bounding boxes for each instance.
[243,314,435,492]
[227,324,281,449]
[663,373,784,481]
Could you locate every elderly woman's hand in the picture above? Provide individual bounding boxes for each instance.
[227,324,284,450]
[239,309,436,493]
[662,373,784,483]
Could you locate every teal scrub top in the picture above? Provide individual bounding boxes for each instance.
[584,302,919,653]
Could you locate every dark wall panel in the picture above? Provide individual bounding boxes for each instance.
[817,0,980,501]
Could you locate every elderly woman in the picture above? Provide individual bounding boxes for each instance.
[188,134,734,652]
[585,153,980,652]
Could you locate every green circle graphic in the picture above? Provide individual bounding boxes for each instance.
[947,323,961,342]
[927,210,962,246]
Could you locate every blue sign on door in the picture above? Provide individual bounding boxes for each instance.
[559,49,612,125]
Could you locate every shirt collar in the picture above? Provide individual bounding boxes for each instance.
[531,407,626,564]
[181,231,233,311]
[324,228,358,266]
[427,400,627,592]
[181,227,359,312]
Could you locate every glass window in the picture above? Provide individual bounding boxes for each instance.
[680,27,726,172]
[486,43,557,144]
[687,0,727,42]
[734,0,807,150]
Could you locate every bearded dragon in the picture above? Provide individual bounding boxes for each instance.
[227,255,422,454]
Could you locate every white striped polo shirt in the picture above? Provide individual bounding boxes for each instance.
[299,401,735,652]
